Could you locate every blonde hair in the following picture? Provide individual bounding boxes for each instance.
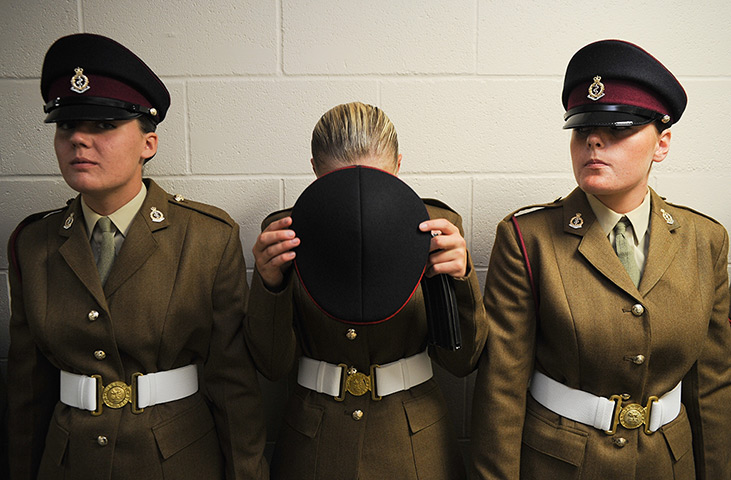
[311,102,398,173]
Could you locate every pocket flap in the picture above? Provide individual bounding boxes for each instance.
[44,419,70,466]
[522,410,587,467]
[153,399,216,459]
[403,387,447,434]
[661,407,692,462]
[285,397,324,439]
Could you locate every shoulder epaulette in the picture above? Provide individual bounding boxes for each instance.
[422,198,457,213]
[507,197,563,220]
[166,195,234,226]
[8,206,67,284]
[662,201,722,225]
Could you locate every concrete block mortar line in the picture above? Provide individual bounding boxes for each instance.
[182,81,192,174]
[277,0,283,76]
[76,0,83,32]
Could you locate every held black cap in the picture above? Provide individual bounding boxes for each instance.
[291,166,432,325]
[41,33,170,124]
[562,39,686,129]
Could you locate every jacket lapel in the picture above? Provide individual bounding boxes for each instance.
[638,190,681,295]
[562,189,641,299]
[57,197,108,308]
[103,180,168,297]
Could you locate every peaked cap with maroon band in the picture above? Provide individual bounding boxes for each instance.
[291,166,432,325]
[41,33,170,124]
[562,39,687,129]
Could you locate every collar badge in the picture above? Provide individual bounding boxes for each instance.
[150,207,165,223]
[660,208,674,225]
[70,67,90,94]
[587,75,605,101]
[569,212,584,229]
[63,212,74,229]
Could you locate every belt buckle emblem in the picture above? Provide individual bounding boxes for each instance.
[335,364,382,402]
[91,373,144,416]
[605,394,659,435]
[103,380,132,408]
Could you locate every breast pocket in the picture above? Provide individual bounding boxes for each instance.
[152,396,224,478]
[402,380,465,479]
[520,406,588,480]
[660,405,695,479]
[37,418,70,478]
[270,390,325,479]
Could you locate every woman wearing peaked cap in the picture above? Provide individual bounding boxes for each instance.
[471,40,731,479]
[246,102,488,479]
[6,33,268,479]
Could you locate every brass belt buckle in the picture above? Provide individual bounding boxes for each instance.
[605,394,659,435]
[335,364,381,402]
[90,373,144,416]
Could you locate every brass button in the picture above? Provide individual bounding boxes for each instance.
[94,350,106,360]
[632,355,645,365]
[352,410,364,421]
[346,329,357,341]
[88,310,99,322]
[97,435,108,446]
[631,304,644,316]
[613,437,627,448]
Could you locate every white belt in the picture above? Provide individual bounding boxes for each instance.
[529,371,681,434]
[60,364,198,415]
[298,350,433,401]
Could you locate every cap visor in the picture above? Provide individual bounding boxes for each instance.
[562,111,653,130]
[44,104,141,123]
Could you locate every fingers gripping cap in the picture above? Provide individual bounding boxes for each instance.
[291,166,432,324]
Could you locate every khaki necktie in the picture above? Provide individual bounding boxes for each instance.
[96,216,115,285]
[614,217,640,287]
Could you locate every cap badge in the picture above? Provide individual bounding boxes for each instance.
[587,75,605,101]
[660,208,674,225]
[569,213,584,229]
[63,212,75,229]
[150,207,165,223]
[70,67,90,94]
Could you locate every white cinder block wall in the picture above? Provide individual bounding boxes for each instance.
[2,0,730,459]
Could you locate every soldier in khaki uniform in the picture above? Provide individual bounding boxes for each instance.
[247,102,488,479]
[471,40,731,479]
[7,34,268,479]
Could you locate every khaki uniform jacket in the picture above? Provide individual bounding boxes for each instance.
[7,179,268,480]
[471,188,731,480]
[246,201,488,480]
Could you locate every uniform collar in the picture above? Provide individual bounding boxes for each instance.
[586,190,651,245]
[81,182,148,240]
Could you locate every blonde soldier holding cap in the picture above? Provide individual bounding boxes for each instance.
[471,40,731,479]
[247,102,487,479]
[7,34,268,479]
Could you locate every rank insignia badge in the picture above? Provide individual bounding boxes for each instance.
[587,75,605,101]
[569,213,584,229]
[63,212,75,229]
[150,207,165,223]
[660,208,674,225]
[70,67,90,93]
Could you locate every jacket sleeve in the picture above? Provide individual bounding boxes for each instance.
[683,225,731,479]
[244,269,298,380]
[203,222,269,480]
[427,207,488,377]
[7,224,59,480]
[470,217,537,480]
